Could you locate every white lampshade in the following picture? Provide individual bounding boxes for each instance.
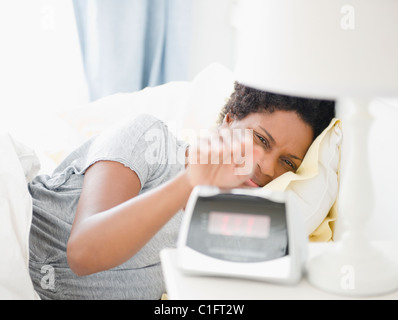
[235,0,398,99]
[234,0,398,297]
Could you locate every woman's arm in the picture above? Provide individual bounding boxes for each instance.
[67,129,259,276]
[67,160,193,276]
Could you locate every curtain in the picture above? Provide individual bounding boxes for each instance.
[73,0,193,101]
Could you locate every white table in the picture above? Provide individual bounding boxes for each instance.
[160,242,398,300]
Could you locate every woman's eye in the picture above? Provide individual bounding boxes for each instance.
[282,159,296,171]
[255,134,270,149]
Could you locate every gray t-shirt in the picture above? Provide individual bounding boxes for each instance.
[28,114,188,300]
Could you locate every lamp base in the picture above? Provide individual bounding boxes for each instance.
[307,241,398,297]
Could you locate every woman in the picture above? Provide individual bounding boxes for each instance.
[28,82,335,299]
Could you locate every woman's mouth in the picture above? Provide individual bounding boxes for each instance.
[243,178,260,188]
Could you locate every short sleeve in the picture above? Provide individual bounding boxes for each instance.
[81,114,171,188]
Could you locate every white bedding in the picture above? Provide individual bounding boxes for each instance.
[0,133,40,299]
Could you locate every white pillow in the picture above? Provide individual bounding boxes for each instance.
[56,63,234,142]
[0,133,40,299]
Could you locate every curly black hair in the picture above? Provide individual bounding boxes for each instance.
[218,82,336,140]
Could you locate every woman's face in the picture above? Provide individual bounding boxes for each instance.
[224,110,314,187]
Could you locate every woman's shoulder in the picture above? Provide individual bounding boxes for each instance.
[49,114,167,177]
[117,113,169,137]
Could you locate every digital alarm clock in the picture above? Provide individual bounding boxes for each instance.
[177,186,308,284]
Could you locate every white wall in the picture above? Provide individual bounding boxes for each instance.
[0,0,88,109]
[189,0,237,79]
[0,0,88,139]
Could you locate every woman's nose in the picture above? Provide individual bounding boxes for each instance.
[257,154,276,179]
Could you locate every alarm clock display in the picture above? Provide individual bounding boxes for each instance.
[185,193,288,263]
[177,186,307,284]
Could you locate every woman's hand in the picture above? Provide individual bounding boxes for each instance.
[185,127,261,189]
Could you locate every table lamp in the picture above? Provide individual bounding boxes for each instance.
[234,0,398,296]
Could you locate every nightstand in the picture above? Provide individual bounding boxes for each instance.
[160,242,398,300]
